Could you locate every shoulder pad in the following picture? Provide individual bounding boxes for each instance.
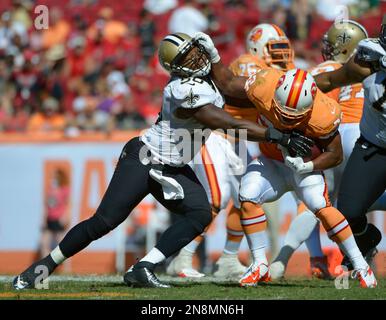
[356,38,386,62]
[309,93,341,139]
[171,77,217,109]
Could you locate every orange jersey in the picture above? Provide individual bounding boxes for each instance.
[309,60,342,102]
[337,83,364,123]
[245,68,342,161]
[310,60,364,124]
[224,54,268,122]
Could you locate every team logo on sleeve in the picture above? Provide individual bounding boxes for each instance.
[184,89,200,107]
[311,82,317,99]
[276,75,286,89]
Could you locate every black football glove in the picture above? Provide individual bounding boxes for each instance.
[265,127,314,158]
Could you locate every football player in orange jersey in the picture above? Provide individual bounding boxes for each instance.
[270,20,369,280]
[218,23,330,280]
[167,24,295,279]
[216,24,296,277]
[193,31,377,288]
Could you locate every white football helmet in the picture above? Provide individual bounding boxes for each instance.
[273,69,317,122]
[246,23,294,70]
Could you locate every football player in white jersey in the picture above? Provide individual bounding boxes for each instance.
[13,33,313,289]
[166,131,247,278]
[166,23,295,280]
[314,14,386,272]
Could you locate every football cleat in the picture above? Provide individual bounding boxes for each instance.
[352,266,377,288]
[166,249,204,278]
[310,256,332,280]
[269,261,286,280]
[13,263,51,290]
[124,262,171,288]
[239,262,271,287]
[176,268,205,278]
[13,274,34,290]
[213,253,247,279]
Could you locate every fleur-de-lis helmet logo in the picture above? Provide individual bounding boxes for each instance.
[337,32,351,45]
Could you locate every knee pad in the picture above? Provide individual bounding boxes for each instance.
[239,175,264,204]
[305,196,328,213]
[301,185,329,213]
[86,214,113,241]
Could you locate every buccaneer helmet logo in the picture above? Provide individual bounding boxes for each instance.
[276,75,286,89]
[311,82,317,99]
[250,29,263,42]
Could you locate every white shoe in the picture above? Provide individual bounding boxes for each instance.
[177,268,205,278]
[352,266,377,288]
[239,262,271,287]
[213,253,247,279]
[269,261,286,280]
[166,248,205,278]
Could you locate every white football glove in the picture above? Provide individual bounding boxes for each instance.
[356,38,386,65]
[193,32,220,63]
[281,147,314,174]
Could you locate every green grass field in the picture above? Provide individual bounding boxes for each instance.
[1,275,386,300]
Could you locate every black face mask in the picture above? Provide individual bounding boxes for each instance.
[321,38,335,61]
[380,24,386,50]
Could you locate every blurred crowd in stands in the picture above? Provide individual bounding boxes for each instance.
[0,0,384,134]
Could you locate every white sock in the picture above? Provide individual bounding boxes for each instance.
[223,239,242,255]
[339,235,368,270]
[140,247,166,265]
[251,247,268,265]
[277,210,318,265]
[305,222,324,258]
[50,246,67,265]
[184,238,201,254]
[246,231,268,265]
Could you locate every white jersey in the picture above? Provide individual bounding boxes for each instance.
[141,76,224,166]
[360,71,386,148]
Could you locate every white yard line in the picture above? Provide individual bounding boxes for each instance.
[0,274,237,284]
